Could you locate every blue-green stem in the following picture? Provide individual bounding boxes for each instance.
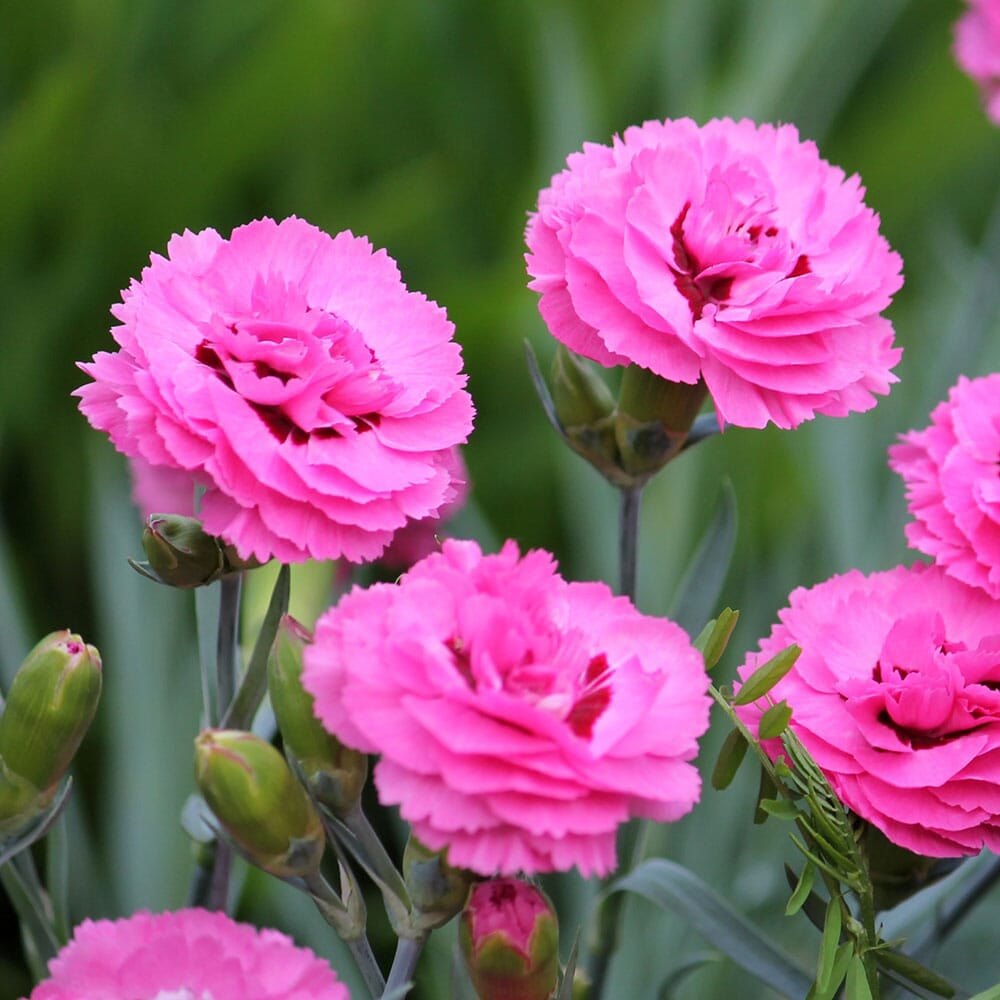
[306,868,386,998]
[383,934,427,998]
[618,486,643,602]
[188,574,244,912]
[587,488,646,998]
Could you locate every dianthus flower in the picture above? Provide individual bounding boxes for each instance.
[75,217,474,564]
[525,118,903,429]
[302,539,710,876]
[736,564,1000,857]
[21,908,350,999]
[889,374,1000,599]
[954,0,1000,125]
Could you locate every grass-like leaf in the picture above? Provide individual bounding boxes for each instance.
[612,858,813,1000]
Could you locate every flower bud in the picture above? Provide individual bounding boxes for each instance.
[460,877,559,1000]
[614,366,708,481]
[551,345,616,431]
[194,729,325,878]
[139,514,227,588]
[0,631,101,832]
[403,837,475,931]
[268,616,368,817]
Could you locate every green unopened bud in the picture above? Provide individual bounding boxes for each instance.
[614,366,708,481]
[460,877,559,1000]
[403,837,475,931]
[194,729,325,878]
[134,514,264,589]
[0,631,101,832]
[139,514,227,587]
[268,616,368,817]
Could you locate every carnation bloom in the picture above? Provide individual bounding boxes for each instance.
[303,539,710,876]
[736,564,1000,857]
[954,0,1000,125]
[525,118,903,429]
[890,374,1000,600]
[21,908,350,999]
[378,447,469,569]
[75,216,474,564]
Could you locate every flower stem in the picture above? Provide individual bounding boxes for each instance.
[306,869,386,998]
[216,573,243,716]
[383,934,427,998]
[618,486,643,601]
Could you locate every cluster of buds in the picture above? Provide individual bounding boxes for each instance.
[533,344,712,489]
[0,631,102,837]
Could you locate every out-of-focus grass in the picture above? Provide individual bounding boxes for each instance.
[2,0,1000,996]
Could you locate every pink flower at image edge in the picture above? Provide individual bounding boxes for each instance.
[736,563,1000,857]
[75,216,474,564]
[21,908,349,999]
[526,117,903,429]
[889,373,1000,600]
[955,0,1000,125]
[302,538,711,877]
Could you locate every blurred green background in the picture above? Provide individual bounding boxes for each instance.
[1,0,999,997]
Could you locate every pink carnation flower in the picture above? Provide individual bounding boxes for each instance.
[75,217,474,564]
[889,374,1000,599]
[378,447,469,570]
[736,564,1000,857]
[525,118,903,429]
[21,908,350,999]
[955,0,1000,125]
[303,539,710,876]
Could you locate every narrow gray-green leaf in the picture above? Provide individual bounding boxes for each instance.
[0,854,60,979]
[222,562,291,729]
[45,812,70,943]
[524,340,567,442]
[555,928,580,1000]
[657,952,723,998]
[670,480,737,636]
[612,859,812,1000]
[712,727,749,790]
[754,766,779,825]
[734,644,801,706]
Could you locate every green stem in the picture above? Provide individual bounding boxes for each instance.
[306,870,386,998]
[216,573,243,717]
[341,804,412,910]
[384,934,427,998]
[618,486,643,602]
